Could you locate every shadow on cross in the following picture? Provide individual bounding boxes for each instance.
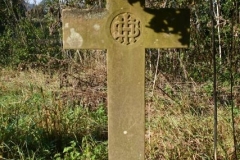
[128,0,190,46]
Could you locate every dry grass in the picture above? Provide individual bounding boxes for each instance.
[0,63,108,159]
[145,71,240,159]
[0,55,240,159]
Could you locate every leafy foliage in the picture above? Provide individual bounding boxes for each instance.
[0,0,62,67]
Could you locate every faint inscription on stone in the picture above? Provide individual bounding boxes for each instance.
[111,13,141,45]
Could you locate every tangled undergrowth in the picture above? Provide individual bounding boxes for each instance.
[0,53,240,159]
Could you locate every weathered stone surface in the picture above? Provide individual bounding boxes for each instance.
[62,0,189,159]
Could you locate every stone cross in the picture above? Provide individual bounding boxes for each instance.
[62,0,189,159]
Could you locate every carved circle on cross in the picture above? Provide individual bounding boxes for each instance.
[110,12,141,45]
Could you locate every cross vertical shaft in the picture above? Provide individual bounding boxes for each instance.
[108,47,145,159]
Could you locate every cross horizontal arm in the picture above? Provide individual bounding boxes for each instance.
[142,8,190,48]
[62,9,110,49]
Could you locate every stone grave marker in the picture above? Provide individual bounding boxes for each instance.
[62,0,189,159]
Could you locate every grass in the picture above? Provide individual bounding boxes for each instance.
[0,65,240,159]
[145,102,239,159]
[0,68,108,159]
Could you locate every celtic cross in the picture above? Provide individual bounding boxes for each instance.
[62,0,189,159]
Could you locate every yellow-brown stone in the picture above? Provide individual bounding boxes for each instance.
[62,1,189,159]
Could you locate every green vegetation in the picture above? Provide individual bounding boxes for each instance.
[0,69,107,159]
[0,0,240,159]
[0,61,240,159]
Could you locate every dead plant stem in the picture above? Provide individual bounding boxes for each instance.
[210,0,218,159]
